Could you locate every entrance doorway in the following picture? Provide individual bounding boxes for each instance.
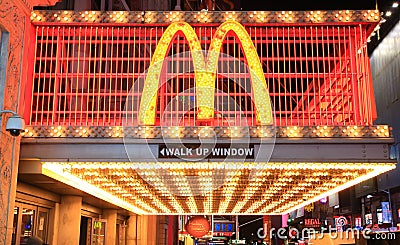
[12,203,49,245]
[79,217,107,245]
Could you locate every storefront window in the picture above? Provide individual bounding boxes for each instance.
[12,207,18,245]
[377,207,383,225]
[92,220,106,245]
[365,214,373,225]
[37,210,48,242]
[20,208,35,244]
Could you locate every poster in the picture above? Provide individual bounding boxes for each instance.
[39,217,44,231]
[365,214,372,225]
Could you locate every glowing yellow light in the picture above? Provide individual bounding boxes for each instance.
[37,161,396,214]
[138,20,273,125]
[42,163,149,214]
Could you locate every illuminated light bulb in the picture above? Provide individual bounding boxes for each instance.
[393,2,399,8]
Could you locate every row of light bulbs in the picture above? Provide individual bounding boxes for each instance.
[22,125,390,138]
[41,161,395,214]
[31,10,381,24]
[367,1,399,43]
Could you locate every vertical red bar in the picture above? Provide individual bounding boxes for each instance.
[361,25,376,124]
[292,26,299,126]
[91,27,98,126]
[40,27,49,125]
[52,26,61,125]
[96,27,104,126]
[66,27,72,126]
[304,26,310,126]
[338,26,345,125]
[332,27,339,125]
[82,26,88,126]
[276,27,282,125]
[133,27,140,125]
[298,27,304,126]
[107,27,113,125]
[263,215,271,245]
[343,26,351,124]
[315,26,322,125]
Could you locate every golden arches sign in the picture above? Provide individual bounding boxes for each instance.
[138,20,273,125]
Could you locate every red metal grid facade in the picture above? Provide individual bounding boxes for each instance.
[28,11,377,127]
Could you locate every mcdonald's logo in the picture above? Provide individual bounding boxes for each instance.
[138,20,273,126]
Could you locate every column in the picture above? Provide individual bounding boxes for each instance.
[135,215,157,245]
[103,209,117,245]
[146,215,157,245]
[0,1,28,244]
[126,215,137,245]
[57,196,82,245]
[136,215,147,244]
[156,216,168,244]
[263,215,271,245]
[48,203,60,245]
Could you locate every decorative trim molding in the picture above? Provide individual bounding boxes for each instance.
[22,125,391,139]
[30,10,380,24]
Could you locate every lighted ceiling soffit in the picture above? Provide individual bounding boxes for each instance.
[42,162,395,215]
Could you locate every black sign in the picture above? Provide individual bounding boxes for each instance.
[158,144,254,160]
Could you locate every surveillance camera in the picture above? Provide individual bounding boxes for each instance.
[5,115,25,137]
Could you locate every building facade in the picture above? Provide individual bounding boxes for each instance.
[0,0,397,244]
[360,16,400,229]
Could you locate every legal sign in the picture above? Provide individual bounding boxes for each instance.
[304,218,321,228]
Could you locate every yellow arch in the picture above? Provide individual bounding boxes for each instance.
[138,20,273,125]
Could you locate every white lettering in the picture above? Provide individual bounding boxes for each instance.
[161,147,254,157]
[166,148,174,156]
[174,148,180,155]
[245,148,253,156]
[224,148,230,155]
[212,148,221,155]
